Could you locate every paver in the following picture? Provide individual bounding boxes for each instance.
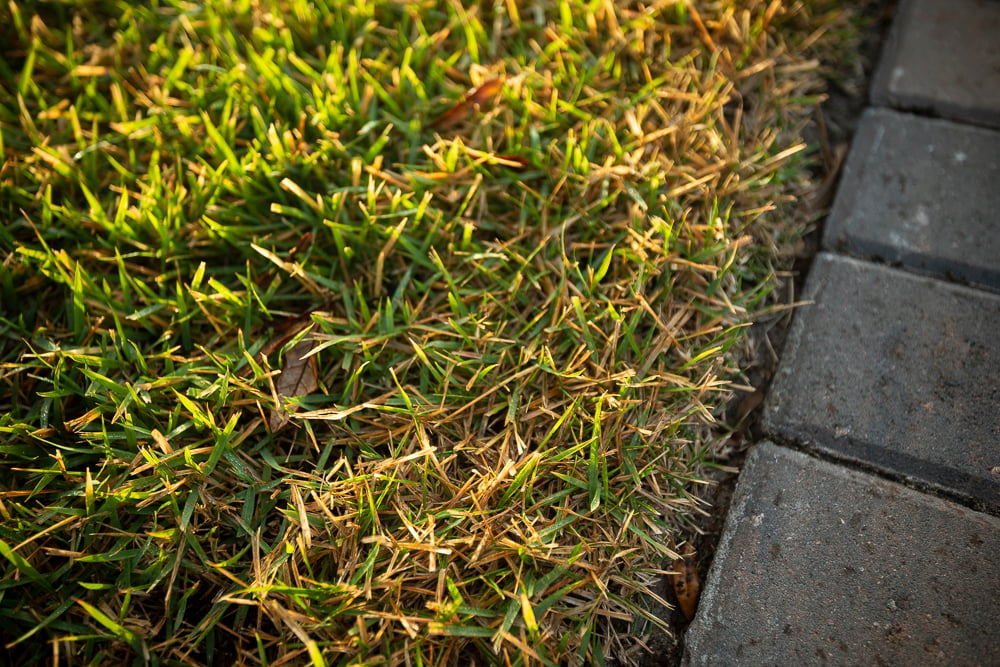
[683,443,1000,666]
[762,253,1000,512]
[823,107,1000,290]
[871,0,1000,129]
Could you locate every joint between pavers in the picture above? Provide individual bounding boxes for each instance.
[756,431,1000,519]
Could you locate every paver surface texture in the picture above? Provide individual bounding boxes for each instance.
[823,107,1000,289]
[871,0,1000,128]
[763,253,1000,512]
[683,443,1000,666]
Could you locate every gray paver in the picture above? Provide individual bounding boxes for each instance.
[871,0,1000,128]
[683,442,1000,666]
[823,108,1000,289]
[763,253,1000,511]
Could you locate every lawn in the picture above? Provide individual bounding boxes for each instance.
[1,0,863,664]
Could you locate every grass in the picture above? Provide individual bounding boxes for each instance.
[1,0,868,664]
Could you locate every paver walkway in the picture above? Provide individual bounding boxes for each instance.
[683,0,1000,663]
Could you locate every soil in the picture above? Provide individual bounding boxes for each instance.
[630,2,899,665]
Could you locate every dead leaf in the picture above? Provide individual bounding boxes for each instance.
[238,311,315,380]
[258,311,315,363]
[269,337,318,432]
[672,542,700,621]
[431,76,505,129]
[733,386,766,425]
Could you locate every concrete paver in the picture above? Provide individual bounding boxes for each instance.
[823,107,1000,290]
[683,443,1000,666]
[762,253,1000,512]
[871,0,1000,129]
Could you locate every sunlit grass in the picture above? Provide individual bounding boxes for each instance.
[1,0,863,664]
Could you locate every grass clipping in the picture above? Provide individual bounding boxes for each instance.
[1,0,846,664]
